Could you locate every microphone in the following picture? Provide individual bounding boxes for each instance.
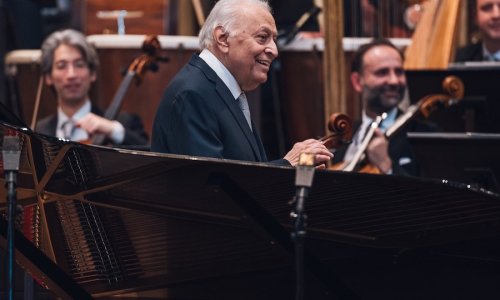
[292,152,315,224]
[291,152,315,300]
[278,5,322,47]
[294,152,316,197]
[2,133,21,300]
[3,134,21,172]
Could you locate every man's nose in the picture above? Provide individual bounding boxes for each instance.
[387,71,399,84]
[493,4,500,17]
[266,40,279,59]
[66,65,77,77]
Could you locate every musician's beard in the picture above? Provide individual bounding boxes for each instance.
[363,83,405,115]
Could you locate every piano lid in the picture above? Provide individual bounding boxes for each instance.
[2,118,500,248]
[2,119,500,299]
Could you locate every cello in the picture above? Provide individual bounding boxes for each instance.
[319,112,353,149]
[91,35,168,145]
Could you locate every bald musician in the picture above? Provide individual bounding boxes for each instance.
[331,39,436,176]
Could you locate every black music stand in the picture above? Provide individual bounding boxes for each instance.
[408,132,500,193]
[406,68,500,133]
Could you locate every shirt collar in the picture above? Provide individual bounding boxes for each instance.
[199,49,242,100]
[482,44,500,61]
[380,107,398,131]
[362,107,398,132]
[57,99,91,129]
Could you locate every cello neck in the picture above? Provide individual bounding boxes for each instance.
[103,70,136,121]
[384,105,420,138]
[91,71,136,146]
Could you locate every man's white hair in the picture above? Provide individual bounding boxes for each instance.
[198,0,272,50]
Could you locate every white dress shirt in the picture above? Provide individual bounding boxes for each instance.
[199,49,243,103]
[56,99,125,143]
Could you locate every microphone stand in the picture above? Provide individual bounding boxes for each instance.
[2,134,21,300]
[290,153,315,300]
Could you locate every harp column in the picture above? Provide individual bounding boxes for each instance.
[322,0,347,133]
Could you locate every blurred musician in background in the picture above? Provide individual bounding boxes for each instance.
[271,0,420,39]
[271,0,320,35]
[35,29,148,146]
[152,0,332,166]
[346,0,423,38]
[331,39,435,176]
[455,0,500,62]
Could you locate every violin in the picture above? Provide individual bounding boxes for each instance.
[332,75,464,174]
[319,113,353,149]
[91,35,168,145]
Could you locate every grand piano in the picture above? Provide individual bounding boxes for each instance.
[2,117,500,299]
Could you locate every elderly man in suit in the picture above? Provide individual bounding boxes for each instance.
[36,29,148,147]
[152,0,331,166]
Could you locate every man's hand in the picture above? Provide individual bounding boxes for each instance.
[284,139,333,168]
[366,129,392,174]
[75,113,120,137]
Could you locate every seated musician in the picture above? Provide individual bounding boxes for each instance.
[331,39,436,176]
[35,29,149,147]
[151,0,332,167]
[455,0,500,62]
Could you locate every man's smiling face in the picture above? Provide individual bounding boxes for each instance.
[222,3,278,91]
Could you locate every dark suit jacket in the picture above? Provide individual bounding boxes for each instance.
[332,111,437,176]
[35,105,149,146]
[152,54,288,165]
[455,43,484,62]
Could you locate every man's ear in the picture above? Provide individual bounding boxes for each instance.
[214,26,230,53]
[351,72,363,93]
[90,71,97,83]
[44,74,53,86]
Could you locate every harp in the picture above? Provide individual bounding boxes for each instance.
[404,0,463,69]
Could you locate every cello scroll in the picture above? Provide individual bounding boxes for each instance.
[319,113,353,149]
[419,75,464,118]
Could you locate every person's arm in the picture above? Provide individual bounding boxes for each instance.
[75,112,149,146]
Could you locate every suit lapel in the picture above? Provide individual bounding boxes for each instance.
[214,83,264,161]
[46,115,58,136]
[252,124,268,161]
[190,55,265,162]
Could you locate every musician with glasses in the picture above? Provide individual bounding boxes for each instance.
[152,0,332,167]
[35,29,148,146]
[332,39,436,176]
[455,0,500,62]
